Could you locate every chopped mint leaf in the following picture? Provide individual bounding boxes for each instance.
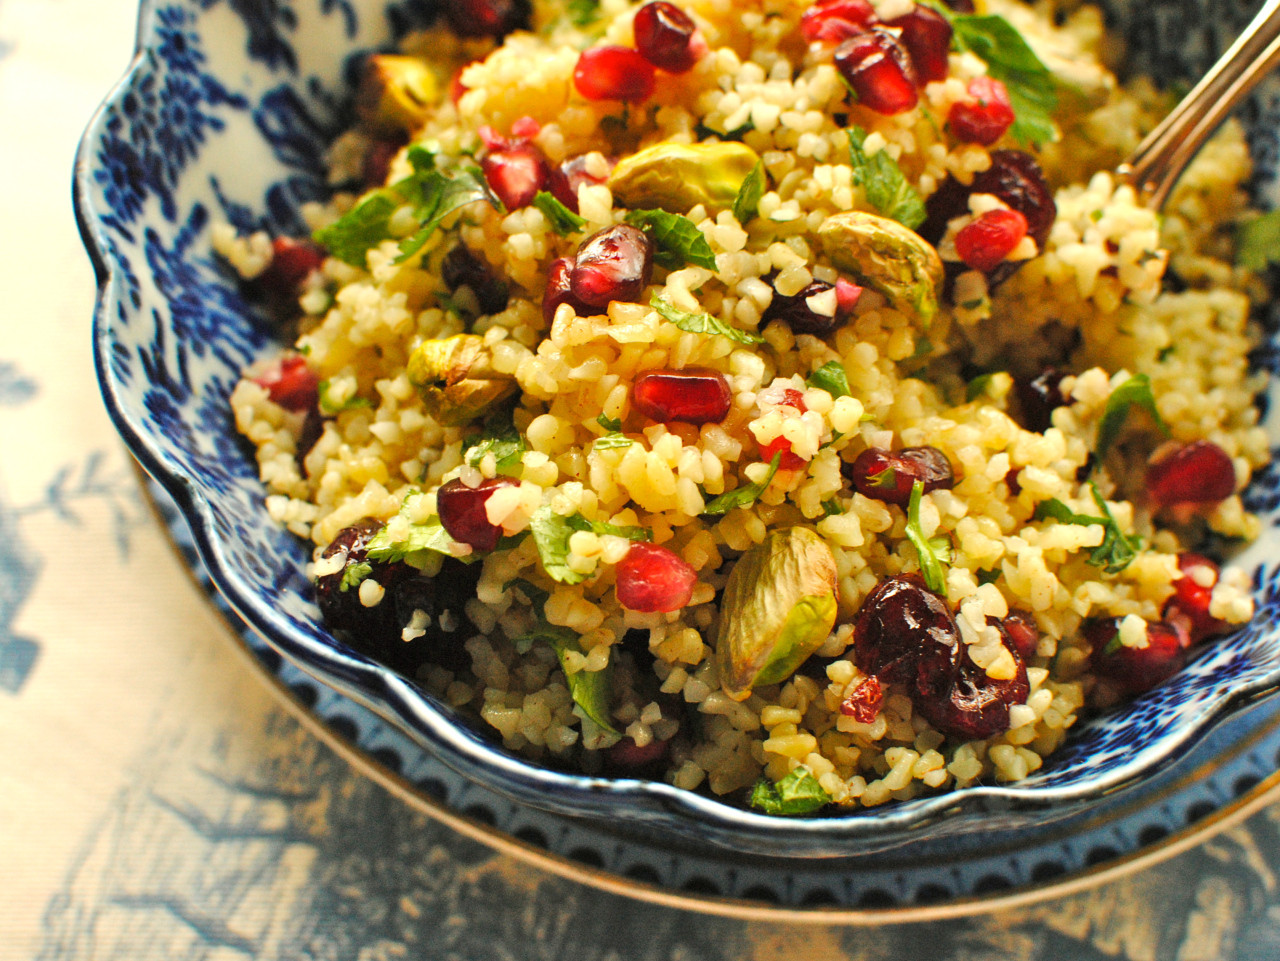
[313,193,398,266]
[1102,628,1124,657]
[976,568,1001,586]
[566,513,652,541]
[822,498,844,517]
[732,160,766,225]
[463,421,526,476]
[340,560,372,592]
[365,510,471,567]
[593,432,635,450]
[597,413,623,431]
[905,480,951,595]
[749,766,832,816]
[1096,373,1167,458]
[530,505,588,584]
[1033,483,1141,574]
[511,604,618,734]
[806,360,851,398]
[701,453,782,516]
[947,14,1058,148]
[965,372,995,402]
[565,0,601,26]
[317,380,372,415]
[1237,209,1280,271]
[650,293,764,345]
[624,209,719,271]
[847,126,926,230]
[532,190,586,235]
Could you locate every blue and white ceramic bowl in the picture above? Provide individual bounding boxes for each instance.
[78,0,1280,858]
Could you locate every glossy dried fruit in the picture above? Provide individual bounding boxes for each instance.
[887,6,952,84]
[847,445,955,507]
[631,367,732,424]
[762,279,843,336]
[442,244,509,314]
[616,541,698,612]
[445,0,531,38]
[1014,368,1069,433]
[1087,617,1189,699]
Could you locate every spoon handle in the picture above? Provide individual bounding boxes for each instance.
[1120,0,1280,209]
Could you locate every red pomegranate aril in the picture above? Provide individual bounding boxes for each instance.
[547,153,613,213]
[481,139,551,210]
[574,45,657,102]
[259,237,326,295]
[615,541,698,612]
[437,476,521,552]
[763,279,843,336]
[848,445,955,507]
[921,150,1056,259]
[444,0,531,38]
[570,224,654,307]
[543,256,590,323]
[254,354,319,413]
[1146,440,1236,508]
[949,75,1015,145]
[1164,553,1229,645]
[634,2,703,73]
[604,733,672,772]
[631,367,732,425]
[800,0,876,43]
[1087,617,1189,699]
[955,208,1028,273]
[839,675,884,722]
[887,6,952,84]
[834,29,919,115]
[998,612,1039,660]
[758,387,809,470]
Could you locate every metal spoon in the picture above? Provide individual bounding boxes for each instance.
[1119,0,1280,209]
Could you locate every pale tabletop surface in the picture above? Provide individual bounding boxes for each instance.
[7,0,1280,958]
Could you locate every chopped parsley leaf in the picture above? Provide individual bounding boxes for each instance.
[1096,373,1167,458]
[1033,483,1142,573]
[624,209,719,270]
[701,453,782,516]
[732,160,767,225]
[847,126,926,230]
[806,360,851,398]
[532,190,586,235]
[749,766,832,816]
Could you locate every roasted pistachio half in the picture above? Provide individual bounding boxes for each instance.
[715,527,838,701]
[608,141,762,214]
[818,211,944,326]
[356,54,440,136]
[407,334,518,425]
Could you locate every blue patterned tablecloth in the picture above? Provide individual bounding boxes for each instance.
[6,0,1280,957]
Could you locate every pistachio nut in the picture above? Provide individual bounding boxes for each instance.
[355,54,439,136]
[818,211,944,326]
[715,527,839,701]
[407,334,519,425]
[608,141,762,214]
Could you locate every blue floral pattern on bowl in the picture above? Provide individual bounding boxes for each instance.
[77,0,1280,857]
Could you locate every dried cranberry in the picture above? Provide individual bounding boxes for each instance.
[547,154,613,213]
[762,279,843,336]
[442,244,509,315]
[570,224,654,307]
[253,354,319,413]
[1014,368,1069,433]
[361,134,407,188]
[800,0,876,43]
[631,367,732,425]
[839,675,884,722]
[481,139,551,210]
[633,2,703,73]
[1146,440,1236,509]
[250,236,326,317]
[1087,617,1189,699]
[887,6,952,84]
[615,541,698,612]
[1164,553,1230,645]
[437,476,521,552]
[998,612,1039,660]
[444,0,531,38]
[847,445,955,507]
[574,45,657,102]
[916,646,1029,741]
[834,29,919,115]
[955,208,1028,274]
[949,76,1015,145]
[603,733,672,774]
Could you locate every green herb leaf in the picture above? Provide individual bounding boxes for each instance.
[949,14,1059,148]
[822,498,844,517]
[1095,373,1167,458]
[965,372,995,402]
[532,190,587,235]
[905,480,950,595]
[846,127,926,229]
[732,160,766,225]
[1102,628,1124,657]
[530,505,588,584]
[650,293,764,345]
[340,561,373,592]
[566,513,652,541]
[597,414,623,431]
[749,766,832,816]
[701,453,782,516]
[512,608,618,734]
[463,421,526,476]
[1237,209,1280,271]
[313,193,398,266]
[565,0,601,26]
[806,360,851,398]
[592,432,635,451]
[624,208,719,270]
[317,380,372,415]
[365,512,470,566]
[976,568,1001,586]
[1033,484,1142,574]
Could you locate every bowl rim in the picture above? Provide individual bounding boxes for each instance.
[75,0,1280,858]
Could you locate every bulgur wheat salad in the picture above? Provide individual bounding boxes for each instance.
[218,0,1274,814]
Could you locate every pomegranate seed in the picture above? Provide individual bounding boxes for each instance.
[1015,368,1069,433]
[634,2,703,73]
[847,445,955,507]
[253,354,319,412]
[1146,440,1236,509]
[437,476,521,552]
[839,675,884,722]
[949,76,1015,145]
[955,208,1028,273]
[998,612,1039,660]
[835,278,863,313]
[1163,553,1229,646]
[253,236,326,310]
[543,256,591,322]
[631,367,732,425]
[574,45,656,102]
[762,279,843,336]
[442,244,509,315]
[444,0,531,38]
[834,29,919,114]
[510,115,541,139]
[548,153,613,213]
[758,387,809,470]
[615,541,697,612]
[1087,617,1189,699]
[801,0,877,42]
[481,139,551,210]
[570,224,654,307]
[604,733,672,772]
[887,6,952,84]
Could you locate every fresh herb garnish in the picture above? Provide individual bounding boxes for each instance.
[806,360,851,398]
[512,607,618,734]
[650,294,764,345]
[846,126,926,230]
[1033,483,1142,573]
[822,498,844,517]
[597,413,623,431]
[1237,209,1280,271]
[340,560,373,592]
[529,505,588,584]
[1095,373,1167,458]
[463,421,526,476]
[624,209,719,270]
[965,372,996,402]
[593,432,635,450]
[317,379,372,415]
[532,190,586,235]
[365,507,471,567]
[732,160,766,225]
[565,0,602,27]
[947,14,1059,148]
[749,766,832,816]
[701,453,782,515]
[905,480,951,595]
[566,513,652,541]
